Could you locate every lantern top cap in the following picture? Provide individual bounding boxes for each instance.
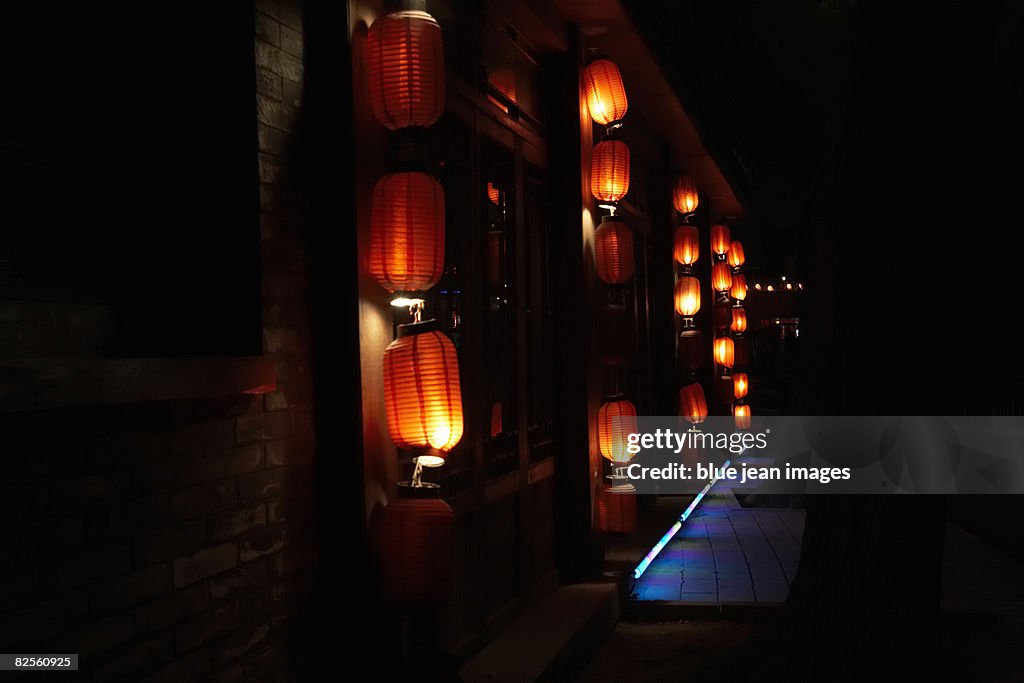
[396,481,442,497]
[382,0,429,14]
[396,318,442,337]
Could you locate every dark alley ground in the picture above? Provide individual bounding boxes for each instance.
[576,614,1024,682]
[581,514,1024,682]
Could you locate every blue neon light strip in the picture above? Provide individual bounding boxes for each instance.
[632,458,731,580]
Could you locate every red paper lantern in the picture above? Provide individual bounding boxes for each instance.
[714,337,735,369]
[734,404,751,430]
[591,140,630,203]
[595,218,635,284]
[490,401,502,437]
[733,372,749,400]
[714,301,732,331]
[673,225,699,266]
[678,329,705,372]
[713,262,733,293]
[730,273,748,301]
[598,399,638,463]
[383,324,464,463]
[674,276,701,317]
[731,307,748,334]
[369,172,445,294]
[728,241,746,268]
[711,224,731,256]
[673,175,700,215]
[715,373,734,406]
[597,305,633,366]
[487,68,517,113]
[486,230,503,289]
[679,382,708,424]
[370,483,454,607]
[583,59,628,126]
[367,10,445,130]
[598,482,637,534]
[486,182,501,207]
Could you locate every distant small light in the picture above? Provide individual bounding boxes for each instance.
[754,283,762,290]
[798,283,804,290]
[781,275,786,281]
[767,285,774,292]
[774,318,781,324]
[785,283,793,290]
[391,296,425,308]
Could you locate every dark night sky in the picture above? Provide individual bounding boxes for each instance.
[627,0,1024,408]
[625,0,1024,279]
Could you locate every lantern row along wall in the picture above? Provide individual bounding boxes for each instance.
[728,234,752,429]
[365,6,459,610]
[708,221,753,428]
[585,57,638,534]
[673,173,708,426]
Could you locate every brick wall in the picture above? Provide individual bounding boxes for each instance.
[0,2,316,680]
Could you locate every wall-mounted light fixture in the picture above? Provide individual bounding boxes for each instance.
[383,321,464,472]
[595,216,635,284]
[583,59,628,127]
[679,382,709,425]
[369,171,446,312]
[673,174,700,217]
[367,4,445,131]
[711,224,731,258]
[714,336,735,369]
[591,139,631,210]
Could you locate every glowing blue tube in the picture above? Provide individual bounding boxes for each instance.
[632,459,731,580]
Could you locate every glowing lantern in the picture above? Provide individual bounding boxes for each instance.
[731,307,748,334]
[673,225,699,266]
[370,483,454,606]
[679,382,708,424]
[487,68,516,113]
[734,404,751,430]
[711,224,731,256]
[598,482,637,534]
[595,218,635,284]
[714,337,735,369]
[597,305,633,366]
[733,372,749,400]
[673,175,700,215]
[590,140,630,204]
[367,10,445,130]
[583,59,628,126]
[383,324,464,465]
[713,262,733,293]
[674,276,701,317]
[486,182,501,207]
[598,399,638,463]
[730,273,748,301]
[369,172,445,294]
[728,241,746,268]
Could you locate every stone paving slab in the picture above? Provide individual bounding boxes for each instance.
[633,491,806,606]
